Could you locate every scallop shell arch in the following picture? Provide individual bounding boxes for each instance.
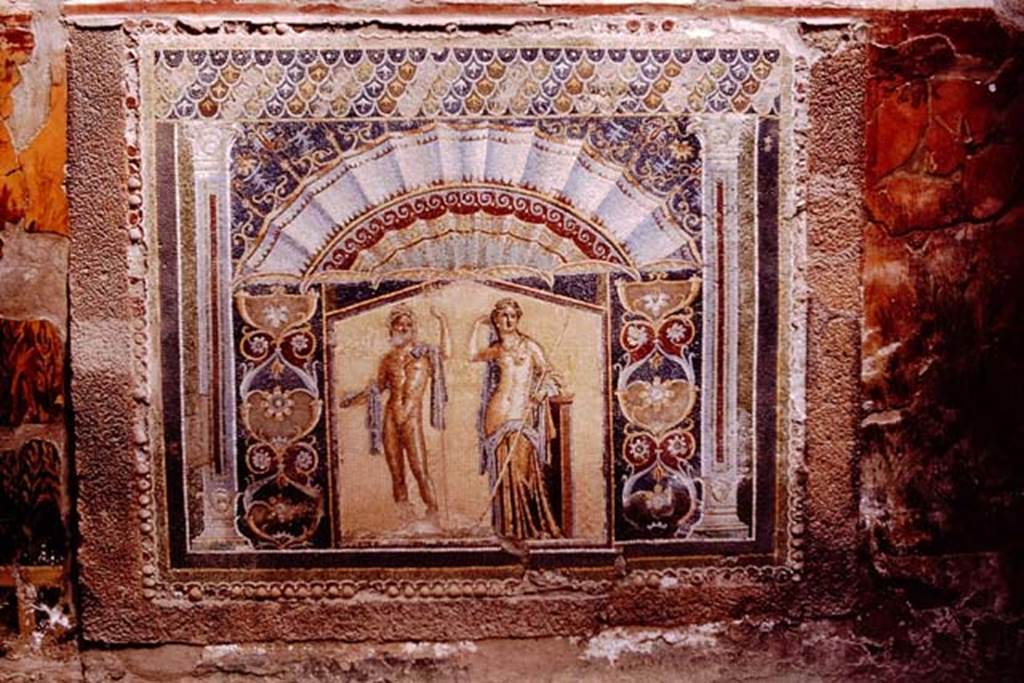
[237,121,704,282]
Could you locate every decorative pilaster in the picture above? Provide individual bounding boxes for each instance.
[694,115,750,539]
[181,123,248,550]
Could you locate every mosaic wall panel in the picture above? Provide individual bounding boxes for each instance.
[139,33,798,592]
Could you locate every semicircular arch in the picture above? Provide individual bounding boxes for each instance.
[303,183,636,279]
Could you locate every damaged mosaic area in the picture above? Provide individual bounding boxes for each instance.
[140,36,795,583]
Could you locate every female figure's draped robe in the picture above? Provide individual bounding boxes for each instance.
[478,340,562,540]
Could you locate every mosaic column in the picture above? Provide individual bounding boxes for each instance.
[694,115,750,539]
[181,123,247,550]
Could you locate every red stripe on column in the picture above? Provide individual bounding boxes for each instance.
[715,180,726,466]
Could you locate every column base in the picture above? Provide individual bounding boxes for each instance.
[192,526,248,551]
[192,469,249,551]
[691,510,749,539]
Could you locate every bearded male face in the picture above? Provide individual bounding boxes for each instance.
[389,312,416,347]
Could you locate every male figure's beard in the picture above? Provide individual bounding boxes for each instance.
[390,332,413,347]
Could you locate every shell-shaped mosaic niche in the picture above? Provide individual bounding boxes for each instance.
[138,35,795,603]
[231,117,704,284]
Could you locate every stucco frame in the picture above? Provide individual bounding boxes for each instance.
[68,17,861,643]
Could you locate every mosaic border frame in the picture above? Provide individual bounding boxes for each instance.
[143,27,800,591]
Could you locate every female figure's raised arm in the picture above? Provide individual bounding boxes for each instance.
[469,315,499,362]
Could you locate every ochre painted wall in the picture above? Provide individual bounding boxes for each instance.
[0,6,73,656]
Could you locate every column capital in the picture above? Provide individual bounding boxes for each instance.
[699,114,749,166]
[181,123,241,174]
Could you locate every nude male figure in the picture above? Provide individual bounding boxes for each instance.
[341,305,450,520]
